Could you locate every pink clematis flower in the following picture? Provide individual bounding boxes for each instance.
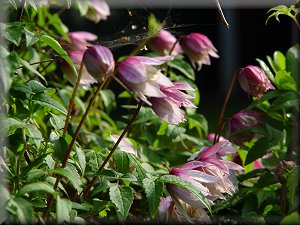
[83,45,115,81]
[180,33,219,71]
[68,31,98,50]
[150,82,196,125]
[156,196,211,224]
[85,0,110,23]
[117,56,174,104]
[237,65,275,97]
[147,29,183,56]
[228,110,262,146]
[206,133,227,142]
[64,50,97,89]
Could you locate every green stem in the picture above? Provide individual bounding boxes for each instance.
[16,128,28,192]
[63,60,84,136]
[43,79,107,218]
[81,100,143,198]
[213,69,239,144]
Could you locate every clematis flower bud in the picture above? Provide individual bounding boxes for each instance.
[68,31,97,50]
[85,0,110,23]
[147,29,183,56]
[237,65,275,97]
[83,45,115,81]
[206,133,227,142]
[228,110,262,146]
[180,33,219,71]
[275,160,296,183]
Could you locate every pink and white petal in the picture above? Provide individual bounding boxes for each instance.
[118,57,147,83]
[150,98,186,125]
[172,82,195,91]
[135,56,174,65]
[177,160,207,170]
[198,141,233,159]
[222,160,244,171]
[183,170,220,183]
[110,134,137,155]
[90,0,110,20]
[205,158,229,174]
[68,31,97,42]
[68,50,84,64]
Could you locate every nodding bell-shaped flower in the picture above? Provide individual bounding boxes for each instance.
[68,31,97,50]
[180,33,219,71]
[156,196,211,224]
[150,82,196,125]
[85,0,110,23]
[117,55,174,104]
[237,65,275,97]
[83,45,115,81]
[228,110,262,146]
[147,29,183,56]
[64,50,97,89]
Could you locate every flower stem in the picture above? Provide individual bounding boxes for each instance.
[80,100,143,198]
[43,79,107,218]
[213,69,239,144]
[63,60,84,136]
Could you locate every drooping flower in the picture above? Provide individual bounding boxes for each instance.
[83,45,115,81]
[64,50,97,89]
[68,31,98,50]
[156,196,211,224]
[147,29,183,56]
[228,110,262,146]
[117,56,174,104]
[85,0,110,23]
[150,82,196,124]
[180,33,219,71]
[237,65,275,97]
[110,134,137,156]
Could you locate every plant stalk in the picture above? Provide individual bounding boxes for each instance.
[213,69,239,144]
[81,100,143,198]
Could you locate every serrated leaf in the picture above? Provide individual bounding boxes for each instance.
[113,150,130,174]
[17,182,55,196]
[39,35,77,76]
[3,22,24,46]
[256,58,275,83]
[26,124,42,149]
[168,58,195,81]
[109,184,134,221]
[18,58,47,83]
[245,138,272,165]
[269,92,298,111]
[51,168,82,191]
[142,178,163,218]
[128,154,147,181]
[56,196,72,224]
[159,174,211,212]
[275,71,297,91]
[32,93,67,115]
[49,113,65,130]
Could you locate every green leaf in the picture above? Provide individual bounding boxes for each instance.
[49,113,65,130]
[275,71,297,91]
[245,138,272,165]
[256,58,275,83]
[24,28,42,47]
[128,154,147,181]
[280,212,300,225]
[257,190,276,208]
[51,168,82,191]
[39,35,77,76]
[159,174,211,212]
[287,168,298,213]
[109,184,134,221]
[26,124,42,149]
[269,92,298,111]
[148,14,162,36]
[273,51,286,71]
[2,117,26,136]
[286,44,299,87]
[142,178,163,218]
[188,114,208,138]
[8,0,18,10]
[6,197,34,224]
[18,58,47,83]
[100,89,116,112]
[113,150,130,174]
[168,58,195,81]
[76,147,86,175]
[267,55,280,73]
[75,0,89,16]
[31,93,67,115]
[25,0,37,11]
[2,22,24,46]
[26,169,47,183]
[17,182,55,196]
[53,136,69,162]
[56,196,72,224]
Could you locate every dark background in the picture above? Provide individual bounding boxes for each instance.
[61,7,299,131]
